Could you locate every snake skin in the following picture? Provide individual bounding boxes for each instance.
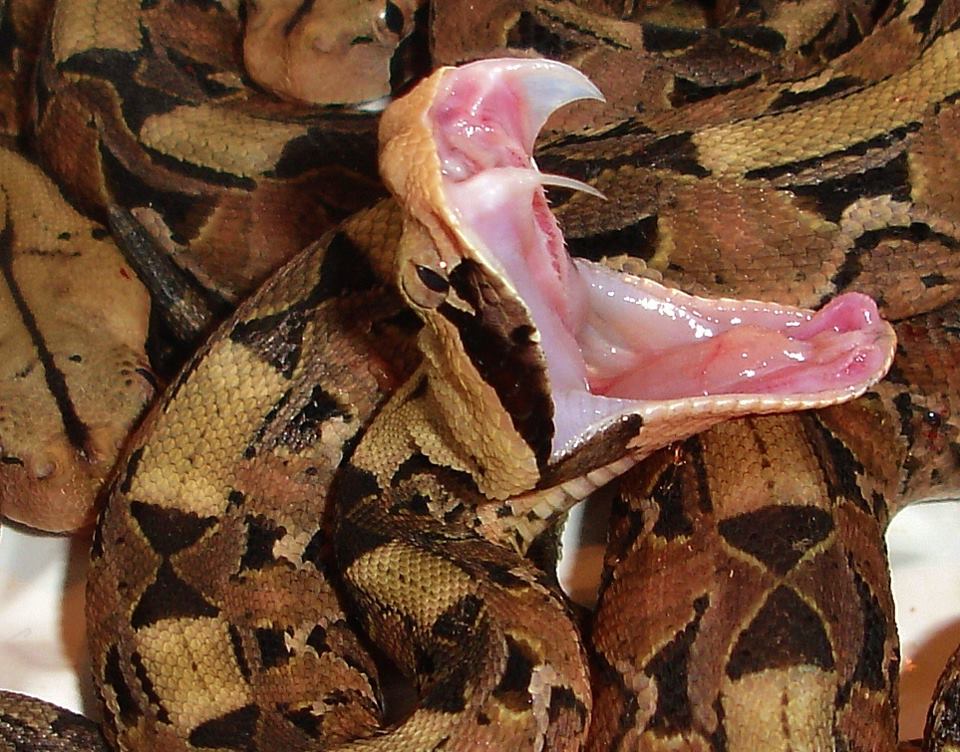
[1,1,959,750]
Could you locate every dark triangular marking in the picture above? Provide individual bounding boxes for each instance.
[306,624,328,654]
[277,384,351,451]
[332,464,381,513]
[565,215,658,263]
[492,635,537,712]
[131,501,216,557]
[189,704,259,750]
[432,594,483,643]
[243,390,291,460]
[787,151,909,223]
[306,231,379,304]
[255,626,291,669]
[746,122,921,182]
[803,416,871,513]
[239,515,285,571]
[718,505,834,575]
[333,515,392,572]
[131,560,219,629]
[547,685,587,726]
[645,595,708,733]
[283,707,320,737]
[46,707,104,744]
[302,528,328,569]
[650,460,696,540]
[230,308,308,379]
[420,657,471,714]
[727,586,835,679]
[851,570,889,691]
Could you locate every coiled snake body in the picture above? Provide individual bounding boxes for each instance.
[1,1,960,750]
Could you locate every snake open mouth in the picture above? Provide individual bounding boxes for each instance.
[429,59,896,457]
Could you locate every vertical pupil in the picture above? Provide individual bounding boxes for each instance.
[383,1,404,34]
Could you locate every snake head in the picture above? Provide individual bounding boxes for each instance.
[378,59,897,497]
[244,0,422,105]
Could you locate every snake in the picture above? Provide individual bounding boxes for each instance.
[1,0,959,749]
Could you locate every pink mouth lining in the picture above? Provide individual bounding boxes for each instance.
[429,59,895,457]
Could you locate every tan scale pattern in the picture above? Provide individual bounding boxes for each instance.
[49,0,141,61]
[139,106,315,178]
[135,618,252,733]
[693,30,960,175]
[129,344,290,516]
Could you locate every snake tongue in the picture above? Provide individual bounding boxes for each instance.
[428,59,896,462]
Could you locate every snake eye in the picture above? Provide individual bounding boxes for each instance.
[379,0,405,36]
[401,261,449,309]
[416,265,449,293]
